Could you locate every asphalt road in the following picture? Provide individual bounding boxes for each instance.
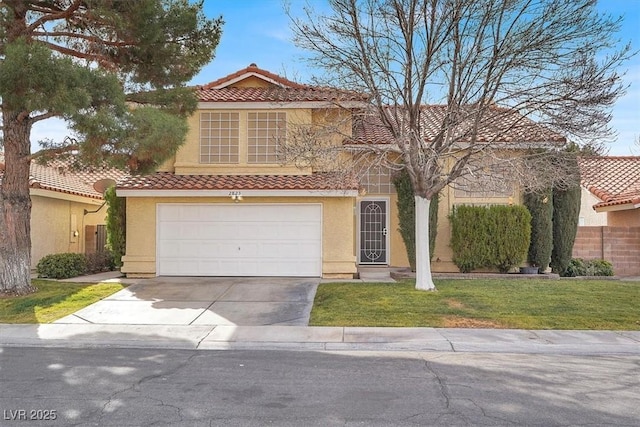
[1,347,638,426]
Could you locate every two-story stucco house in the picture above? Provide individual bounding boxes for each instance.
[116,64,565,278]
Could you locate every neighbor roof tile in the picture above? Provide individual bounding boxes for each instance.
[0,153,126,200]
[579,156,640,209]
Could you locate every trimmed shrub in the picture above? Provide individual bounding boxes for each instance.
[105,186,126,267]
[524,188,553,271]
[393,170,439,271]
[565,258,614,277]
[36,253,88,279]
[450,205,490,273]
[488,205,532,273]
[551,184,581,276]
[85,251,116,274]
[450,205,531,273]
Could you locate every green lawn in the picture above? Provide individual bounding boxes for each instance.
[0,280,126,324]
[310,279,640,330]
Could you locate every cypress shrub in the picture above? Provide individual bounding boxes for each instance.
[450,205,531,273]
[429,194,439,261]
[105,186,126,268]
[550,184,581,275]
[393,170,439,271]
[523,188,554,271]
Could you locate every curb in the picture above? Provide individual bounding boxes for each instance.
[2,324,639,355]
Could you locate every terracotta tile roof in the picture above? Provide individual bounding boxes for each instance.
[579,156,640,209]
[197,63,367,103]
[350,105,566,145]
[197,86,368,103]
[202,63,309,90]
[117,172,358,191]
[0,153,126,200]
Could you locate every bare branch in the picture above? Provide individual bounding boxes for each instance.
[287,0,630,199]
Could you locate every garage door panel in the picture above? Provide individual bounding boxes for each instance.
[177,242,203,258]
[281,223,321,238]
[159,223,183,240]
[157,204,322,277]
[235,223,263,239]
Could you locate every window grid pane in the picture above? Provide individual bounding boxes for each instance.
[361,165,397,194]
[200,112,239,164]
[247,112,286,164]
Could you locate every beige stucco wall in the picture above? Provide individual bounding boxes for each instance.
[30,190,106,269]
[174,109,314,175]
[579,187,607,226]
[120,196,357,278]
[607,209,640,227]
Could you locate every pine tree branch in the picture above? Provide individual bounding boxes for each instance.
[32,31,134,48]
[26,0,85,34]
[30,112,56,123]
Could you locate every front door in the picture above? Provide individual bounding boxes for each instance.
[359,199,389,264]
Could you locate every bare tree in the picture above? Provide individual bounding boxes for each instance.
[287,0,631,290]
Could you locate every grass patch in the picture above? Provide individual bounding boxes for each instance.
[0,280,125,323]
[310,279,640,330]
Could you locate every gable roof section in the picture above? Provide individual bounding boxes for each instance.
[202,63,309,90]
[197,63,367,104]
[579,156,640,210]
[0,153,126,200]
[350,105,566,146]
[117,172,358,196]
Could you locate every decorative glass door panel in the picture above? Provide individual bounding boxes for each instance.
[359,200,388,264]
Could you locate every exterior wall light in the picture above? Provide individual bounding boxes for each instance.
[229,191,243,203]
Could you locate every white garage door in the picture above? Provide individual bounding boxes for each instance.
[156,204,322,277]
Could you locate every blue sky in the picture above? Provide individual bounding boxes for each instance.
[32,0,640,155]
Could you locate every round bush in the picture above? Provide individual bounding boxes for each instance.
[36,253,88,279]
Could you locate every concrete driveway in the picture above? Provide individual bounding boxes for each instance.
[55,277,320,326]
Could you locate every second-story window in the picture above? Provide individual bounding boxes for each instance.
[361,165,397,194]
[200,112,239,164]
[247,112,286,164]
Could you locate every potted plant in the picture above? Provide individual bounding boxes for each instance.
[519,264,539,274]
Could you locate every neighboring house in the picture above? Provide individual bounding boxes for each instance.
[574,156,640,276]
[579,156,640,226]
[0,154,125,269]
[579,186,608,226]
[116,64,565,278]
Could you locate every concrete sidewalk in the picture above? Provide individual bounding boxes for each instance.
[2,323,639,354]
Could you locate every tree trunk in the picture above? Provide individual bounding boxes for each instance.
[415,196,436,291]
[0,110,35,295]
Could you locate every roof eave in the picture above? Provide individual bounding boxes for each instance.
[116,189,358,198]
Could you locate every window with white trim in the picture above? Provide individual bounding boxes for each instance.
[200,112,239,164]
[247,112,286,164]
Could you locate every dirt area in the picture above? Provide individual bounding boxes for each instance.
[444,298,467,309]
[442,316,505,328]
